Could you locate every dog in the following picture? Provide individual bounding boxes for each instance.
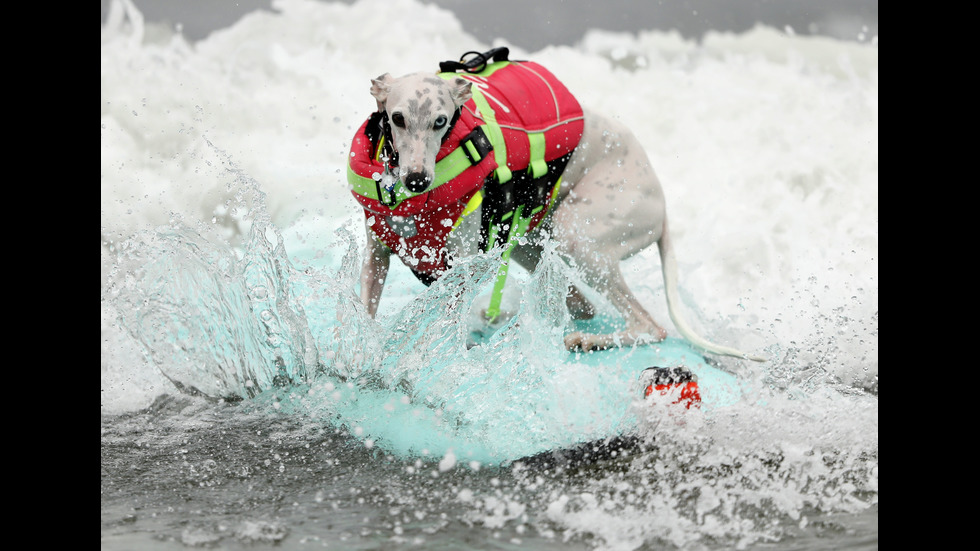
[347,50,764,362]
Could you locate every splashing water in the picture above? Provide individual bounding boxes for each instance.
[104,162,709,462]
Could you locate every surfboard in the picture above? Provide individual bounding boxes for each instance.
[313,311,743,465]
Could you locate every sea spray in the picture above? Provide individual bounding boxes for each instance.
[105,168,321,399]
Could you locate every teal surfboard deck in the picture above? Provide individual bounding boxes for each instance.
[313,333,743,465]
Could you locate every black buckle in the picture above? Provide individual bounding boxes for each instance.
[460,127,493,164]
[375,178,397,207]
[439,47,511,74]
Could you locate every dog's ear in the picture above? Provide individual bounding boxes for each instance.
[370,73,392,110]
[448,77,472,109]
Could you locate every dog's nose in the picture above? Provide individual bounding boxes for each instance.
[404,171,431,193]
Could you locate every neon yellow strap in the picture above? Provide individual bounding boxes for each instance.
[453,190,483,230]
[527,132,548,179]
[484,176,563,322]
[485,207,518,322]
[485,203,547,322]
[467,87,511,184]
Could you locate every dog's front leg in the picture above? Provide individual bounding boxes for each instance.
[359,226,391,318]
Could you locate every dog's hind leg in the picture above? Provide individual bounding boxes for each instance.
[559,250,669,351]
[548,113,669,350]
[552,112,764,360]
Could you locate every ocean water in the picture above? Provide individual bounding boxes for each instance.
[101,0,878,549]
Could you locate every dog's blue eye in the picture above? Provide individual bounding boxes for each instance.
[433,115,447,130]
[391,112,405,128]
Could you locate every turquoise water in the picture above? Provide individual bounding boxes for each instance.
[106,175,741,465]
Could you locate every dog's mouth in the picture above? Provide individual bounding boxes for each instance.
[403,171,432,193]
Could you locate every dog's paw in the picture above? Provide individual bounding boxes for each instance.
[565,327,668,351]
[564,332,609,352]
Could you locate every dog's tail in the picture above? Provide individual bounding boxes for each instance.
[658,219,767,362]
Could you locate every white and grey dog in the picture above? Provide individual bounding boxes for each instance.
[355,64,763,362]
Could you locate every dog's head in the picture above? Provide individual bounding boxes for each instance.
[370,72,473,193]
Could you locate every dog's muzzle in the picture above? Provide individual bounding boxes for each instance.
[404,171,432,193]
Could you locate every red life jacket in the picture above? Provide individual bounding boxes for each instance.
[348,53,584,283]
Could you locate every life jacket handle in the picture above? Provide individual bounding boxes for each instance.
[439,47,511,74]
